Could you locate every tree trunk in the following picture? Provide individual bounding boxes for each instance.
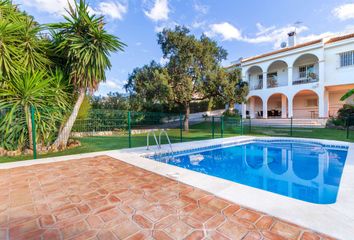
[184,102,190,132]
[25,105,33,149]
[207,97,213,112]
[228,100,235,113]
[52,88,85,150]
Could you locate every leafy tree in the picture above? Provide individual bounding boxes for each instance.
[91,92,130,110]
[125,60,171,108]
[49,0,125,149]
[222,68,249,113]
[157,26,227,130]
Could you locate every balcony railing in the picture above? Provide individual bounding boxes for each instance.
[293,76,319,85]
[267,76,278,88]
[250,80,263,90]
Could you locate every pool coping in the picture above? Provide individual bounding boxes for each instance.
[1,136,353,239]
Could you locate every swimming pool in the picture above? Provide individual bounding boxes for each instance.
[150,140,348,204]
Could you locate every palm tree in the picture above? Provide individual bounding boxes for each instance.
[0,0,49,77]
[0,70,70,150]
[49,0,125,149]
[0,0,57,151]
[341,89,354,101]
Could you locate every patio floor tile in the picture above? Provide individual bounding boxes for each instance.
[0,155,335,240]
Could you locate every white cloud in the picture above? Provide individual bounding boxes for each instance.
[206,22,311,49]
[333,3,354,21]
[144,0,169,21]
[102,80,120,89]
[242,23,309,48]
[21,0,73,15]
[20,0,127,20]
[194,2,209,15]
[95,1,127,20]
[206,22,242,41]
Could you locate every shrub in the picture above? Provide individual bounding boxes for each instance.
[223,109,240,118]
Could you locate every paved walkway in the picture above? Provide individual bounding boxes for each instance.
[0,156,335,240]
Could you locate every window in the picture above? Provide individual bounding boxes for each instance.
[298,65,314,79]
[258,74,263,80]
[340,51,354,67]
[306,99,318,107]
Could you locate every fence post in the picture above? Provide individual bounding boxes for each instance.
[248,117,251,134]
[179,113,183,142]
[30,106,37,159]
[347,117,350,139]
[212,116,215,139]
[290,117,293,137]
[128,111,131,148]
[240,115,243,135]
[221,116,224,138]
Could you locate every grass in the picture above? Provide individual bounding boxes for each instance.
[0,121,352,164]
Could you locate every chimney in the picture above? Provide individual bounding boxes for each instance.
[288,31,296,47]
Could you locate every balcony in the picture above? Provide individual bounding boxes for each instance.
[250,80,263,90]
[267,76,278,88]
[293,73,319,85]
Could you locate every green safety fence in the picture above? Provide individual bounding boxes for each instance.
[0,108,353,162]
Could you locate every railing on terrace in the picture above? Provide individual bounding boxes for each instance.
[0,108,353,161]
[293,77,319,85]
[250,80,263,90]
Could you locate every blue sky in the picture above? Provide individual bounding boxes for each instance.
[14,0,354,95]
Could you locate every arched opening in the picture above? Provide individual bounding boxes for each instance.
[267,60,288,88]
[267,148,288,175]
[247,66,263,90]
[292,54,319,85]
[267,93,288,118]
[247,96,263,118]
[292,147,319,180]
[293,90,319,119]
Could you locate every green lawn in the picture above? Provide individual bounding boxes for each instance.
[0,121,352,163]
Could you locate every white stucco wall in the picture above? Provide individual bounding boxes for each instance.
[324,40,354,86]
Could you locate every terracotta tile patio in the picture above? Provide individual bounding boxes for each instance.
[0,156,336,240]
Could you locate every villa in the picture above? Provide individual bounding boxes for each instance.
[229,31,354,124]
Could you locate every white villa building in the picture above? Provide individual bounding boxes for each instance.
[229,32,354,123]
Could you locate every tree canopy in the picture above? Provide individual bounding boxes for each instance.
[126,26,248,130]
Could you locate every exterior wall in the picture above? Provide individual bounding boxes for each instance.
[324,40,354,87]
[240,38,354,119]
[328,90,354,117]
[293,92,318,118]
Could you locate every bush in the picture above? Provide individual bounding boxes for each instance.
[222,109,240,118]
[326,104,354,127]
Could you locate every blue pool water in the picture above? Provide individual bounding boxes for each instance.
[150,140,348,204]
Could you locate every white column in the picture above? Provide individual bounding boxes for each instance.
[241,102,247,118]
[288,67,293,86]
[281,95,287,118]
[318,88,329,118]
[288,96,293,118]
[318,60,325,85]
[250,97,255,118]
[263,72,267,89]
[263,98,268,118]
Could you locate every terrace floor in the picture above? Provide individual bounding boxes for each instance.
[0,156,334,240]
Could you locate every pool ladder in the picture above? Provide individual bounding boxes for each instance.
[146,129,173,153]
